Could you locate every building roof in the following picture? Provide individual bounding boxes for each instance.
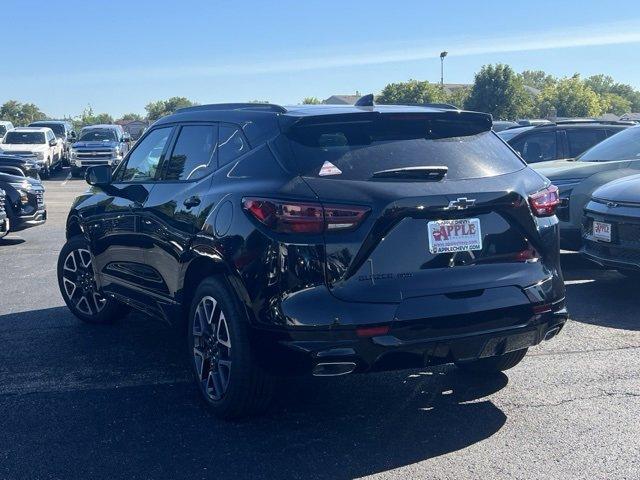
[323,94,362,105]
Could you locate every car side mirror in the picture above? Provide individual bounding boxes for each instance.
[85,165,112,186]
[49,139,57,147]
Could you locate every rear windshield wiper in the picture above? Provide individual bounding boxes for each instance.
[371,166,448,180]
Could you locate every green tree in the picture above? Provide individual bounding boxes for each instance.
[0,100,46,126]
[72,106,114,130]
[608,83,640,112]
[520,70,556,90]
[584,74,615,95]
[117,113,143,122]
[145,96,196,121]
[538,75,602,118]
[600,93,632,115]
[376,79,447,105]
[464,64,534,119]
[302,97,322,104]
[446,87,471,109]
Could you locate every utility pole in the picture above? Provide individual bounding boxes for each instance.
[440,51,448,87]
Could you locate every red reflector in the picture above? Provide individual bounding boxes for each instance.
[532,304,552,314]
[242,197,369,234]
[529,185,560,217]
[356,325,390,337]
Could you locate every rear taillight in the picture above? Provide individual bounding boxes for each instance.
[529,185,560,217]
[242,197,369,234]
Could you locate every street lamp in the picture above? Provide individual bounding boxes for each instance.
[440,51,448,87]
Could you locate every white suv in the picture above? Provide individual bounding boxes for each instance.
[0,127,62,178]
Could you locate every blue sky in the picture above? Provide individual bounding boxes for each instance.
[3,0,640,118]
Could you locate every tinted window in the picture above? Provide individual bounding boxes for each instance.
[116,127,172,182]
[219,124,248,167]
[579,127,640,162]
[285,118,524,180]
[498,126,534,142]
[510,131,556,163]
[80,129,117,142]
[566,128,606,158]
[0,126,6,136]
[4,132,46,144]
[163,125,218,181]
[30,123,65,136]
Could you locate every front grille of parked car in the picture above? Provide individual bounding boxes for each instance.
[76,150,113,160]
[615,223,640,243]
[585,241,640,263]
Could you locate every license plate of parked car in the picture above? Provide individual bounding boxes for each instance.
[593,220,612,242]
[428,218,482,254]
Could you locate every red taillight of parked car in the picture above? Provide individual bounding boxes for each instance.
[528,185,560,217]
[243,197,369,234]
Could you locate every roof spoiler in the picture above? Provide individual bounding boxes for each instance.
[281,109,493,131]
[175,103,287,114]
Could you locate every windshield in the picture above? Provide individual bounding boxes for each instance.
[285,117,525,181]
[579,126,640,162]
[31,123,65,137]
[79,129,117,142]
[4,131,46,144]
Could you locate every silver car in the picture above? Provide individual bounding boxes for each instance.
[532,126,640,250]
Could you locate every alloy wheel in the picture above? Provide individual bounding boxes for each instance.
[192,295,232,401]
[61,248,106,316]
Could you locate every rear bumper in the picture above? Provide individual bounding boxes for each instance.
[255,292,567,376]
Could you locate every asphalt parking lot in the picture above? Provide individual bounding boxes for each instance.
[0,168,639,480]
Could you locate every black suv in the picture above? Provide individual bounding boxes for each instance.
[0,170,46,232]
[57,102,567,418]
[498,120,633,163]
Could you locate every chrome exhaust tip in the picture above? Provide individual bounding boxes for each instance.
[544,326,561,341]
[312,362,357,377]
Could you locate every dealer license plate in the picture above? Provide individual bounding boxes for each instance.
[428,218,482,254]
[592,220,611,242]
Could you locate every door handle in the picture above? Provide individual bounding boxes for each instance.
[184,196,201,208]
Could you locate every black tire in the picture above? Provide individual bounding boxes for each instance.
[41,162,50,179]
[187,276,274,419]
[57,235,128,324]
[455,348,528,374]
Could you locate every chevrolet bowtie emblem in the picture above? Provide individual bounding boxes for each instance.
[446,197,476,210]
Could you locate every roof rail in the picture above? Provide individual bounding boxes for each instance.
[535,119,637,127]
[175,103,288,114]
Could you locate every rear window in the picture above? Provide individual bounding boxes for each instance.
[285,118,525,180]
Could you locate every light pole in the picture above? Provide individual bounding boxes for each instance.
[440,51,448,87]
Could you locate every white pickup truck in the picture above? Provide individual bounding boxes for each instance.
[0,127,62,178]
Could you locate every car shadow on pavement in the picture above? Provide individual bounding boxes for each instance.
[0,306,509,479]
[0,237,25,246]
[561,252,640,331]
